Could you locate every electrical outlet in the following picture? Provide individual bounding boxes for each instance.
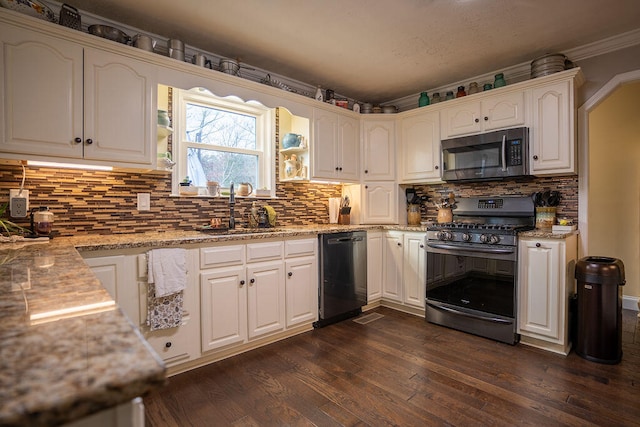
[9,189,29,218]
[137,193,150,211]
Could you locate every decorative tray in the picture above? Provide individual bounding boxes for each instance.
[0,0,56,22]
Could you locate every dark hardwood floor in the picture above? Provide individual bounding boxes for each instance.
[144,307,640,426]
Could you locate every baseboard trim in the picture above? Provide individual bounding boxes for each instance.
[623,295,639,311]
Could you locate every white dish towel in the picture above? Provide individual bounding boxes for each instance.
[147,248,187,297]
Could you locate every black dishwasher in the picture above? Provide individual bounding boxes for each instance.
[314,231,367,327]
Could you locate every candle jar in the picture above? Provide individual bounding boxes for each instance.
[437,208,453,224]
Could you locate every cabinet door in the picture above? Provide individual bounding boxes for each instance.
[529,81,574,175]
[441,101,482,138]
[382,232,403,302]
[247,261,285,339]
[362,119,395,180]
[312,108,338,179]
[482,91,525,131]
[83,47,156,165]
[362,181,397,224]
[403,233,426,308]
[0,25,83,158]
[517,239,562,341]
[337,114,360,181]
[201,266,247,352]
[285,256,318,327]
[399,111,441,183]
[366,231,383,302]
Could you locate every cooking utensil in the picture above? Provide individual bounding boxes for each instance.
[88,25,131,44]
[133,34,155,52]
[168,39,185,61]
[58,3,81,30]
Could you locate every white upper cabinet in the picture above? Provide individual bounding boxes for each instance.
[312,107,359,182]
[398,109,441,183]
[362,181,398,224]
[441,91,525,139]
[528,79,576,175]
[361,118,395,181]
[0,23,157,168]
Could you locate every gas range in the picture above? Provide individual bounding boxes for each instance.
[426,196,535,248]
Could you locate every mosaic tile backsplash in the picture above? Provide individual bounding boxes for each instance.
[0,161,577,237]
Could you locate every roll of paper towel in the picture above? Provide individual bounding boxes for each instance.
[329,197,341,223]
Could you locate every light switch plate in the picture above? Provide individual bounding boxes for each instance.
[9,189,29,218]
[137,193,150,211]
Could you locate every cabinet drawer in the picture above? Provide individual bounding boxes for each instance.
[200,244,245,269]
[285,238,317,258]
[145,327,191,364]
[246,241,283,263]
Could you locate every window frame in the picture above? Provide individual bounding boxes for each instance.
[172,88,274,195]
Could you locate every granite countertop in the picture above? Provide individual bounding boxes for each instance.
[0,240,166,427]
[0,224,427,425]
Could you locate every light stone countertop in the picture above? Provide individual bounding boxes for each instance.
[0,239,166,427]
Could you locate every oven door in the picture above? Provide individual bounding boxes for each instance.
[425,241,519,344]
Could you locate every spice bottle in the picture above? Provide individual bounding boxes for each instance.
[456,86,466,98]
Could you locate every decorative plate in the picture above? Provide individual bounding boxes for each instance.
[0,0,56,22]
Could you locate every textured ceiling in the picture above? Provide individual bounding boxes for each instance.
[74,0,640,104]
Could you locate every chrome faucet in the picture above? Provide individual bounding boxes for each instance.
[228,182,235,229]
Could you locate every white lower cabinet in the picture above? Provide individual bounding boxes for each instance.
[84,249,200,367]
[366,231,383,303]
[517,233,577,355]
[380,231,426,312]
[200,237,317,355]
[284,238,318,327]
[402,232,427,309]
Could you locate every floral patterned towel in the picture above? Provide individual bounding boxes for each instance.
[147,282,183,331]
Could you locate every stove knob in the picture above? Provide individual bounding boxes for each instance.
[462,233,472,242]
[436,231,452,241]
[481,234,500,244]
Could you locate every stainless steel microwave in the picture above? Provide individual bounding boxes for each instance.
[441,127,529,182]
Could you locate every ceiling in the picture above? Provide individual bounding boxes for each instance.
[74,0,640,104]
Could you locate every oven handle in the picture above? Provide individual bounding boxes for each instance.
[426,242,515,254]
[427,301,513,324]
[501,134,507,172]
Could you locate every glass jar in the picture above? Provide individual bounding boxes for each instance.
[418,92,430,107]
[494,73,506,88]
[407,204,421,226]
[483,83,493,91]
[468,82,479,94]
[445,91,454,100]
[455,85,466,98]
[431,92,441,104]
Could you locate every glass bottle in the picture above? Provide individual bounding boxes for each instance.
[431,92,441,104]
[455,85,466,98]
[418,92,430,107]
[483,83,493,91]
[468,82,479,94]
[494,73,506,88]
[445,91,454,100]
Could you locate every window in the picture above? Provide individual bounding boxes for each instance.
[173,88,274,192]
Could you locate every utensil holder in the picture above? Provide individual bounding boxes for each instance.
[536,207,556,230]
[437,208,452,223]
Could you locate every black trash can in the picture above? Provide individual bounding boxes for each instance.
[575,256,625,364]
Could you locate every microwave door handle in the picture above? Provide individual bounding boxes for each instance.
[501,135,507,172]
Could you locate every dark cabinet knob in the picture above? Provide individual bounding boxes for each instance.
[533,155,539,160]
[365,185,368,189]
[250,278,255,284]
[484,116,489,121]
[335,166,340,171]
[364,169,368,174]
[339,167,343,171]
[536,243,541,248]
[474,118,479,123]
[419,244,424,248]
[165,342,172,348]
[74,137,82,144]
[85,138,93,145]
[435,165,439,170]
[288,272,293,277]
[240,280,245,286]
[397,242,402,247]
